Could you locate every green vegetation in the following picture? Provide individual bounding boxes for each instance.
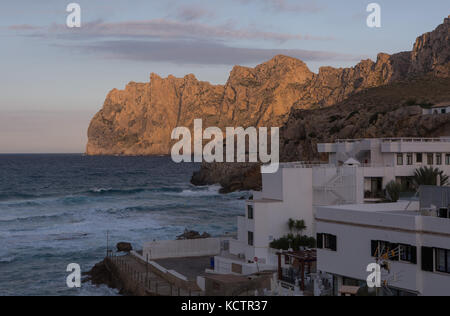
[413,166,449,187]
[269,218,315,250]
[385,181,403,202]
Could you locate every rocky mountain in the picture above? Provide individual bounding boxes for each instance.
[192,74,450,193]
[86,16,449,192]
[87,17,449,156]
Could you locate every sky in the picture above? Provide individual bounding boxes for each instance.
[0,0,448,153]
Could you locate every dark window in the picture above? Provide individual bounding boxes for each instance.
[446,154,450,165]
[247,205,254,219]
[438,208,449,219]
[324,234,337,251]
[442,109,447,114]
[406,154,413,165]
[422,247,434,272]
[435,248,450,274]
[427,154,434,165]
[400,245,417,264]
[371,240,379,257]
[416,153,423,163]
[436,154,442,165]
[397,154,403,166]
[248,231,254,246]
[317,233,324,249]
[372,241,417,263]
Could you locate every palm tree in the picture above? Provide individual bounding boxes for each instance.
[385,181,402,202]
[294,220,307,236]
[413,166,449,187]
[287,219,307,236]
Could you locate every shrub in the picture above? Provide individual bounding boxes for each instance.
[385,181,403,202]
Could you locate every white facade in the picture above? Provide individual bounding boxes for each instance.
[316,197,450,296]
[215,138,450,275]
[422,103,450,115]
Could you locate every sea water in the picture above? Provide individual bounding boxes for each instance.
[0,154,247,296]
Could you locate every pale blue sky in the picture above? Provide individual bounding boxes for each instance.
[0,0,448,153]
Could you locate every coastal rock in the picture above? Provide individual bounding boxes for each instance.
[87,18,449,157]
[176,229,211,240]
[116,242,133,253]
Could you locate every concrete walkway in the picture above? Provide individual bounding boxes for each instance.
[108,254,202,296]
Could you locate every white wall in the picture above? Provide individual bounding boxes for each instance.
[316,204,450,296]
[143,238,222,260]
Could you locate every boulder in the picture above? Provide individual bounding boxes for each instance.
[116,242,133,253]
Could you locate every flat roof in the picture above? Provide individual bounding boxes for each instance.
[250,198,283,203]
[320,201,414,213]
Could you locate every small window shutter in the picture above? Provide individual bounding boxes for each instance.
[317,233,323,249]
[421,247,434,272]
[411,246,417,264]
[371,241,378,257]
[331,235,337,251]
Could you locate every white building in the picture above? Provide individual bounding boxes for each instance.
[316,186,450,296]
[422,102,450,115]
[214,138,450,275]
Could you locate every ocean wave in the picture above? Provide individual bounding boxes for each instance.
[0,192,41,201]
[86,187,146,195]
[0,212,74,224]
[0,256,17,264]
[176,185,221,197]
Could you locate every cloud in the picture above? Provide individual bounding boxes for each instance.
[237,0,324,13]
[63,39,358,66]
[18,19,334,43]
[8,24,42,31]
[175,5,215,21]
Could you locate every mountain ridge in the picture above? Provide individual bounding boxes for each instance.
[86,16,449,169]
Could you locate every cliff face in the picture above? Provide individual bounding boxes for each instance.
[87,17,449,156]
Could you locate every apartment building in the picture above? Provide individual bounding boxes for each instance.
[316,186,450,296]
[213,138,450,276]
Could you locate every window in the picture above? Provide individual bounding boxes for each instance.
[435,248,450,274]
[400,244,417,264]
[397,154,404,166]
[436,154,442,165]
[442,109,447,114]
[422,247,434,272]
[371,241,417,263]
[248,231,254,246]
[416,153,423,163]
[247,205,254,219]
[406,154,413,165]
[427,153,434,165]
[438,208,449,219]
[317,233,324,249]
[446,154,450,165]
[317,233,337,251]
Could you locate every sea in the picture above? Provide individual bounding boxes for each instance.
[0,154,247,296]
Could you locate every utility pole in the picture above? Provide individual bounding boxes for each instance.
[106,230,109,258]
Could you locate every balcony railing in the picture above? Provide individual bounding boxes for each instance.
[279,161,333,169]
[333,137,450,144]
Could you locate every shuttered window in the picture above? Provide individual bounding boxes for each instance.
[422,247,434,272]
[317,233,324,249]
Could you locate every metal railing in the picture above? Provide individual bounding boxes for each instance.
[333,137,450,143]
[107,253,202,296]
[279,161,333,169]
